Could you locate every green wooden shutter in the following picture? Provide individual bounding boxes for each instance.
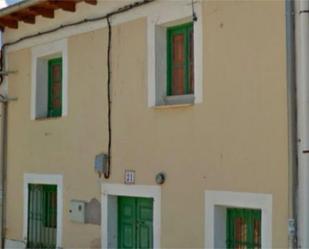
[48,58,62,117]
[188,26,194,94]
[167,22,194,96]
[226,208,261,249]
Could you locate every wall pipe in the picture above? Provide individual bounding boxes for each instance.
[295,0,309,247]
[286,0,298,248]
[0,95,9,249]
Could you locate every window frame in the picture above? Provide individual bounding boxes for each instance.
[23,174,63,249]
[204,191,272,249]
[147,1,203,107]
[31,39,68,120]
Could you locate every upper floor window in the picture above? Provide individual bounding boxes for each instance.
[167,22,194,96]
[31,39,68,120]
[147,1,203,107]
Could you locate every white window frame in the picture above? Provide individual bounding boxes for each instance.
[101,183,161,248]
[31,39,68,120]
[204,190,272,249]
[147,0,203,107]
[23,173,63,248]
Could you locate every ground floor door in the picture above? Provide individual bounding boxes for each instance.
[27,184,57,249]
[226,208,261,249]
[118,196,153,249]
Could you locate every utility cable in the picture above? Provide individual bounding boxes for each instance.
[0,0,156,180]
[0,0,155,84]
[105,15,112,179]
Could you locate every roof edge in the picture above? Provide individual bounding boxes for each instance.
[0,0,40,18]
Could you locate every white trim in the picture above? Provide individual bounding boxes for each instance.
[31,39,68,120]
[204,191,272,249]
[23,173,63,248]
[147,1,203,106]
[101,183,161,249]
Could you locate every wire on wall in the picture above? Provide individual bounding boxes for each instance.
[105,15,112,179]
[0,0,156,180]
[0,0,156,84]
[191,0,198,22]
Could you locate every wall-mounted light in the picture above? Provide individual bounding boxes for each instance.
[155,172,166,185]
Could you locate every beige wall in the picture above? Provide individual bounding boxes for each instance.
[4,0,288,248]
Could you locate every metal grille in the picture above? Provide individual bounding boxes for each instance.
[226,208,261,249]
[27,184,57,249]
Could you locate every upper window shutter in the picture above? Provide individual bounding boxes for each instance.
[48,58,62,117]
[167,23,194,96]
[189,26,194,94]
[172,32,186,95]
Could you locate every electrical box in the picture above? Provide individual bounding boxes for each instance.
[69,200,86,223]
[95,153,108,176]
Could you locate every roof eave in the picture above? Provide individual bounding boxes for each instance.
[0,0,39,19]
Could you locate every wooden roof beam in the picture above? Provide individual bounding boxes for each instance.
[28,6,55,18]
[47,0,76,12]
[10,12,36,24]
[85,0,97,5]
[0,18,18,29]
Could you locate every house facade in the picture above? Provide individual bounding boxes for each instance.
[0,0,293,248]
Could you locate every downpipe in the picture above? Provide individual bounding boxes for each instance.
[286,0,298,248]
[295,0,309,247]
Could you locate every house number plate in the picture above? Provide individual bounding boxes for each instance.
[124,170,135,184]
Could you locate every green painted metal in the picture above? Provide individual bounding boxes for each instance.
[27,184,57,249]
[226,208,261,249]
[118,196,153,249]
[167,22,193,96]
[48,58,62,118]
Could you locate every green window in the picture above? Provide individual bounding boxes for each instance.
[48,58,62,118]
[167,22,194,96]
[27,184,57,249]
[227,208,261,249]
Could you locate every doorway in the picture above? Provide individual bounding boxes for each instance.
[118,196,153,249]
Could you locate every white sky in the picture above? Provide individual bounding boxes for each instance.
[0,0,7,9]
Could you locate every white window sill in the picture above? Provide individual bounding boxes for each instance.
[34,116,63,121]
[163,94,194,105]
[153,103,193,110]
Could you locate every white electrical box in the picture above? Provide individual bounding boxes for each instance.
[69,200,86,223]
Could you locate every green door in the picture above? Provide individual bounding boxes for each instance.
[118,196,153,249]
[27,184,57,249]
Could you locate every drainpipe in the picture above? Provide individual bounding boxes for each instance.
[295,0,309,247]
[286,0,298,248]
[0,97,7,249]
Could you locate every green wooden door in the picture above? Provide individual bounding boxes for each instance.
[118,197,153,249]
